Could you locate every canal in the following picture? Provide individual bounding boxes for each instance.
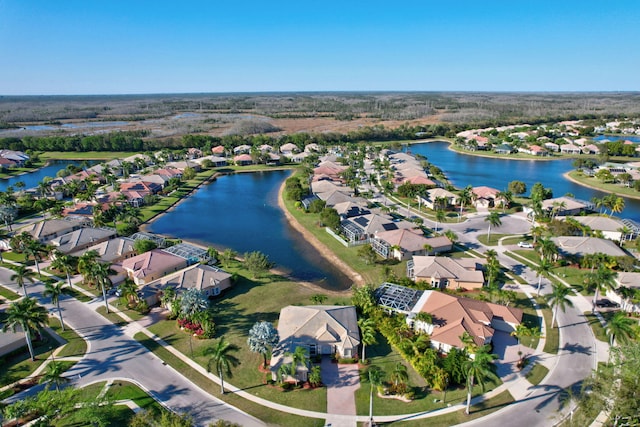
[409,141,640,222]
[147,170,353,291]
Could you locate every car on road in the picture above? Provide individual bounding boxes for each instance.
[595,299,620,308]
[518,241,534,248]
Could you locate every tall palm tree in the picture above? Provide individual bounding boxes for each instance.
[50,252,77,289]
[533,259,553,297]
[464,345,499,415]
[2,297,49,361]
[610,196,625,217]
[77,250,100,282]
[458,185,473,218]
[587,265,616,312]
[484,212,502,242]
[10,264,37,297]
[204,337,240,394]
[358,317,377,362]
[607,312,637,346]
[545,283,574,328]
[24,240,46,277]
[286,346,309,385]
[90,262,115,313]
[39,360,69,392]
[118,278,139,307]
[435,210,446,232]
[367,365,385,426]
[460,331,478,354]
[537,237,558,263]
[43,281,66,331]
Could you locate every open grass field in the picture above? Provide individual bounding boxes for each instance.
[567,170,640,200]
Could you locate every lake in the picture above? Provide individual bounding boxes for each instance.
[147,170,352,291]
[0,160,92,193]
[409,141,640,222]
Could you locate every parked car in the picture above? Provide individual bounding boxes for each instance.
[595,299,620,308]
[518,241,534,248]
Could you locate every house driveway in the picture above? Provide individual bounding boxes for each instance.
[492,330,533,377]
[321,357,361,416]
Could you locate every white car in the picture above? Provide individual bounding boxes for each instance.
[518,241,534,248]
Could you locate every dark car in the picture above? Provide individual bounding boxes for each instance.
[595,299,620,308]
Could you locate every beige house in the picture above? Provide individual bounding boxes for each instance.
[564,216,635,242]
[407,256,486,290]
[50,227,117,254]
[417,188,459,210]
[606,272,640,313]
[22,218,88,243]
[121,249,188,285]
[270,305,360,382]
[372,229,452,260]
[472,186,501,208]
[141,264,233,305]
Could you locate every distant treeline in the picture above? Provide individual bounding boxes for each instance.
[0,113,632,154]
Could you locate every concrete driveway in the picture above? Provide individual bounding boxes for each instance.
[321,357,360,415]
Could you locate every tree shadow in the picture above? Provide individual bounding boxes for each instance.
[560,342,592,355]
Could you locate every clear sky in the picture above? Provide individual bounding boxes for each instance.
[1,0,639,95]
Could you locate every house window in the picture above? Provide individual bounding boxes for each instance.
[213,287,220,296]
[309,344,317,356]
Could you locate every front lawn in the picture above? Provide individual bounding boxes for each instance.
[0,329,60,387]
[525,363,549,386]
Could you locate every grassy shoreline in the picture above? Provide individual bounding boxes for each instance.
[565,170,640,200]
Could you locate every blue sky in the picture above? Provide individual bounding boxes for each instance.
[1,0,639,95]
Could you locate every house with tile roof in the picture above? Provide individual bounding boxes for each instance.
[407,256,486,290]
[472,186,501,208]
[607,272,640,313]
[211,145,226,155]
[541,196,592,216]
[551,236,627,259]
[122,249,188,285]
[279,143,299,155]
[141,264,233,305]
[51,227,117,254]
[409,289,523,353]
[564,215,634,242]
[270,305,360,382]
[22,218,89,243]
[71,237,136,263]
[233,154,253,166]
[372,229,452,260]
[418,188,459,210]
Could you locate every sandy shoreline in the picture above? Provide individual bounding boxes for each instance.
[562,171,640,201]
[276,180,365,287]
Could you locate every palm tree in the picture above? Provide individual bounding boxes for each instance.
[545,283,574,328]
[464,345,499,415]
[537,237,558,263]
[460,331,478,354]
[530,225,545,244]
[610,196,625,217]
[118,278,139,307]
[367,365,385,426]
[484,212,502,242]
[533,259,553,297]
[10,264,37,297]
[287,346,309,385]
[44,282,67,331]
[607,312,637,346]
[24,240,46,277]
[2,297,49,361]
[50,252,77,289]
[90,262,115,313]
[435,210,446,232]
[358,318,377,362]
[39,360,69,392]
[204,337,240,394]
[390,362,409,390]
[510,323,530,349]
[77,250,100,283]
[443,229,458,245]
[458,185,473,219]
[587,265,616,312]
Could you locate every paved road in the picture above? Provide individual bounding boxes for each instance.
[0,268,264,427]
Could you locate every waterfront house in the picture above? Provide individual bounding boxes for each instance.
[332,201,371,219]
[472,186,501,208]
[340,213,413,243]
[187,148,203,159]
[407,256,486,290]
[162,242,213,265]
[544,142,560,152]
[51,227,117,254]
[141,264,233,305]
[0,149,29,166]
[582,144,601,155]
[154,167,183,180]
[0,158,16,169]
[560,144,582,155]
[233,144,252,154]
[233,154,253,166]
[371,229,452,260]
[541,196,591,216]
[551,236,627,259]
[166,160,201,171]
[122,249,188,285]
[494,144,513,154]
[287,152,311,163]
[417,188,459,210]
[211,145,226,155]
[519,145,547,156]
[270,305,360,382]
[564,216,636,242]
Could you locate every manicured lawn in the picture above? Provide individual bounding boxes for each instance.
[536,298,559,354]
[134,332,322,427]
[2,251,27,263]
[54,405,134,427]
[584,311,615,343]
[525,363,549,386]
[477,233,513,246]
[513,293,542,349]
[389,390,515,426]
[80,381,108,400]
[568,170,640,200]
[105,380,164,413]
[0,285,21,301]
[0,329,60,387]
[51,319,88,358]
[510,249,542,267]
[64,287,93,303]
[145,266,338,412]
[96,305,129,327]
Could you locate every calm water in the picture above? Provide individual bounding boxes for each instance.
[594,135,640,143]
[0,160,90,192]
[409,141,640,222]
[148,170,352,290]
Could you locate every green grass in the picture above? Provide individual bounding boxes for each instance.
[134,332,321,427]
[513,293,542,349]
[64,287,93,303]
[105,380,163,412]
[568,170,640,200]
[536,298,559,354]
[476,233,513,246]
[584,311,615,343]
[502,236,531,246]
[145,266,341,412]
[0,329,62,387]
[54,405,134,427]
[80,381,108,400]
[389,390,515,426]
[96,305,129,327]
[1,251,27,263]
[50,318,88,358]
[39,151,141,160]
[525,363,549,386]
[0,285,21,301]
